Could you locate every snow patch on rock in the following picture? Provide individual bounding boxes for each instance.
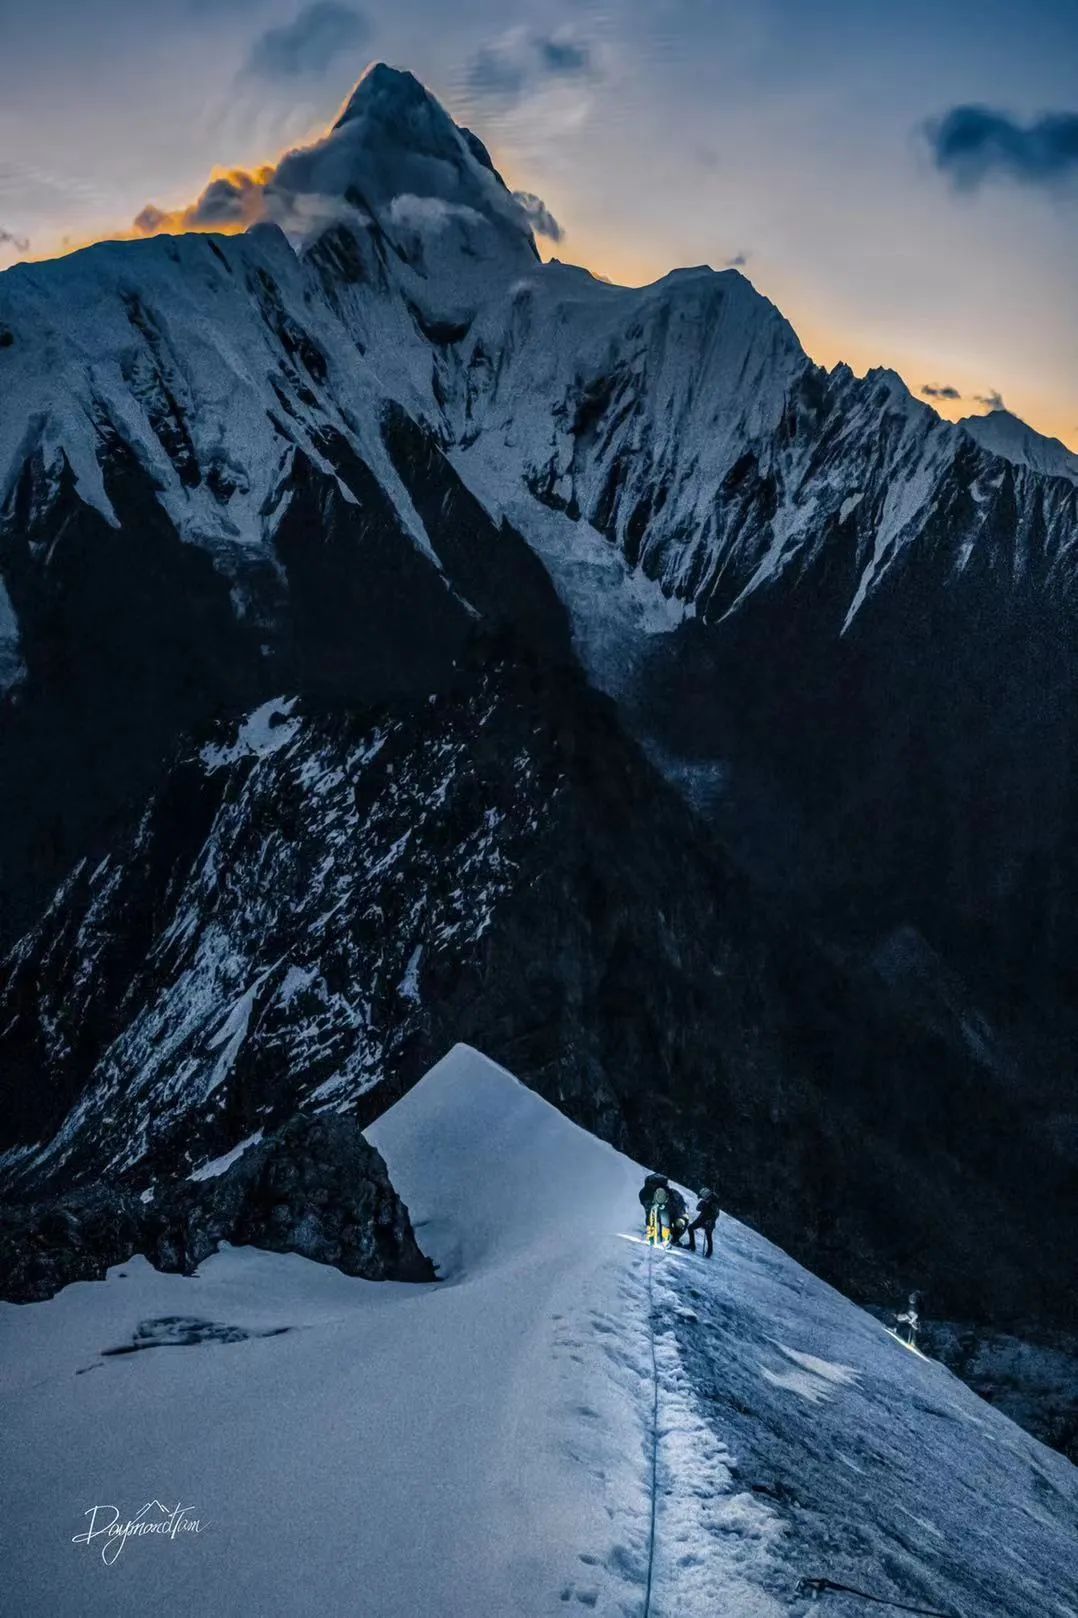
[187,1129,265,1182]
[200,698,300,770]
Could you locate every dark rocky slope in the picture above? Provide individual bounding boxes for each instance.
[1,653,1072,1346]
[0,392,566,945]
[0,1111,433,1302]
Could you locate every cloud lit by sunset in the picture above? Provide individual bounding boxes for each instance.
[131,167,279,239]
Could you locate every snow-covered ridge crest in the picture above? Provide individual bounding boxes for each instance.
[0,63,1074,645]
[0,222,433,558]
[3,1044,1074,1617]
[959,406,1078,485]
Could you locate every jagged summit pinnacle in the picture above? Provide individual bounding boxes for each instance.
[264,59,540,273]
[329,61,498,189]
[334,62,448,136]
[333,59,497,179]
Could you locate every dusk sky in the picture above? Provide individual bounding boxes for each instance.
[1,0,1074,446]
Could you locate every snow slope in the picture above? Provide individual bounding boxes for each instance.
[959,409,1078,486]
[2,1045,1075,1618]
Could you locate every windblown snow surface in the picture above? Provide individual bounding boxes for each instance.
[1,1046,1075,1617]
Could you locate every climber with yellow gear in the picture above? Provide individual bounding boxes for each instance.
[639,1173,689,1248]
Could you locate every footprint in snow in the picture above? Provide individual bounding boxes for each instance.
[558,1587,598,1607]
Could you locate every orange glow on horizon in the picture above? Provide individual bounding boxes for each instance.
[5,119,1072,455]
[540,227,1077,453]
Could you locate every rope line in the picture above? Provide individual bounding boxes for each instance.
[635,1228,957,1618]
[642,1239,660,1618]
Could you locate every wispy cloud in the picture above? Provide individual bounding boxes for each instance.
[0,159,118,213]
[0,225,30,255]
[466,28,594,106]
[974,390,1006,411]
[535,37,590,78]
[243,2,370,81]
[926,105,1078,189]
[921,383,962,400]
[726,251,749,268]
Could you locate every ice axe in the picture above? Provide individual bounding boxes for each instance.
[796,1576,961,1617]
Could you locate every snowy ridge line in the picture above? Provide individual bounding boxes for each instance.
[3,1047,1077,1616]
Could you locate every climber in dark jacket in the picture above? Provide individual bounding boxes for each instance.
[641,1175,669,1245]
[640,1175,689,1247]
[639,1173,669,1218]
[665,1185,689,1247]
[687,1188,720,1257]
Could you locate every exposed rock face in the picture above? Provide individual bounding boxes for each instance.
[0,1112,432,1302]
[0,388,563,945]
[0,1184,148,1303]
[176,1112,434,1284]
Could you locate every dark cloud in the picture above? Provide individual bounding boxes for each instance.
[536,37,590,77]
[192,172,266,224]
[975,389,1006,411]
[921,383,962,400]
[726,251,749,268]
[244,2,370,81]
[0,225,30,254]
[466,46,527,101]
[466,31,593,104]
[132,205,167,234]
[512,190,563,242]
[927,105,1078,189]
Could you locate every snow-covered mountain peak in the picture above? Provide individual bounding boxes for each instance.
[276,60,538,282]
[959,406,1078,485]
[332,61,501,184]
[334,61,436,128]
[326,60,493,201]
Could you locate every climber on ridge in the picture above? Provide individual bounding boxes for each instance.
[639,1173,689,1248]
[643,1176,672,1246]
[896,1290,923,1349]
[638,1173,668,1224]
[686,1187,721,1257]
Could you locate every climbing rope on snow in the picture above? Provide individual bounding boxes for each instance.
[636,1247,959,1618]
[797,1575,960,1617]
[641,1240,661,1618]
